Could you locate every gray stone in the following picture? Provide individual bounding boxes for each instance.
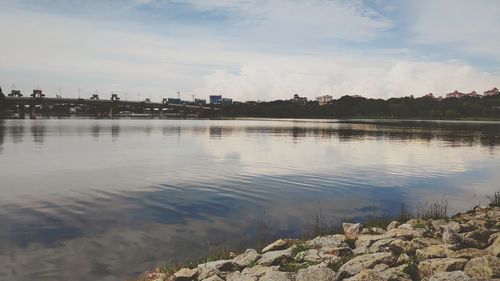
[197,260,239,280]
[344,267,412,281]
[200,276,224,281]
[307,234,347,248]
[442,225,462,247]
[464,255,500,279]
[415,244,453,261]
[258,248,292,266]
[337,252,396,278]
[262,239,288,253]
[343,223,363,240]
[173,268,198,281]
[417,258,468,278]
[428,271,472,281]
[386,221,400,231]
[233,249,260,267]
[295,266,336,281]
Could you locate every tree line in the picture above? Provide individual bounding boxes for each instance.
[210,95,500,119]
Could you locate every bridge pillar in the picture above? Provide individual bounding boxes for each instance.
[29,105,36,119]
[0,87,5,118]
[18,105,26,118]
[108,105,114,117]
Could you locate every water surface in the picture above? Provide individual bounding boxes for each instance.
[0,118,499,281]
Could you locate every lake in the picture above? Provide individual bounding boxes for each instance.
[0,118,499,281]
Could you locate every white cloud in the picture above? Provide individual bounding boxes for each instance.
[0,0,499,101]
[411,0,500,58]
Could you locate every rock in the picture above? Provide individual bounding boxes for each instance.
[353,235,390,254]
[372,263,389,271]
[416,244,453,261]
[428,271,472,281]
[464,255,500,279]
[448,248,487,259]
[386,221,400,231]
[295,265,336,281]
[294,249,323,263]
[226,265,277,281]
[197,260,239,280]
[259,271,293,281]
[343,223,363,240]
[444,221,462,233]
[200,276,224,281]
[411,237,442,251]
[337,252,396,278]
[344,267,412,281]
[417,258,468,278]
[258,248,292,266]
[397,253,410,264]
[460,228,492,249]
[361,228,371,235]
[385,227,425,240]
[262,239,288,253]
[307,234,347,248]
[173,268,198,281]
[442,225,462,247]
[145,272,170,281]
[431,219,448,233]
[397,223,414,230]
[365,238,397,254]
[488,233,500,257]
[371,227,386,235]
[321,246,353,257]
[233,249,260,267]
[389,239,413,254]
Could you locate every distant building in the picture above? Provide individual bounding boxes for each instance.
[484,87,499,97]
[209,95,222,105]
[316,95,333,105]
[167,98,182,104]
[90,94,99,100]
[111,93,120,101]
[8,90,22,97]
[446,90,465,99]
[194,98,207,105]
[221,98,233,105]
[466,91,482,98]
[292,94,308,105]
[31,89,45,98]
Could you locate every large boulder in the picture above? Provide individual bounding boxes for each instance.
[463,255,500,279]
[417,258,468,278]
[386,221,400,231]
[337,252,396,278]
[442,226,462,248]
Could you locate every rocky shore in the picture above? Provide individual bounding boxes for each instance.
[142,206,500,281]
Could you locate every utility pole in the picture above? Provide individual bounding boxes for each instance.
[177,91,181,99]
[78,88,81,99]
[192,94,195,101]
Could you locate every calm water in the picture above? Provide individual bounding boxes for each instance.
[1,118,500,281]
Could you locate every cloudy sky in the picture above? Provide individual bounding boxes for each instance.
[0,0,499,102]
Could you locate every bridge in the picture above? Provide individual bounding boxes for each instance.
[0,87,217,118]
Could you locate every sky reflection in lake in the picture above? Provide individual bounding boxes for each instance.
[0,118,499,281]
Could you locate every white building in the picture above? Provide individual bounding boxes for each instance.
[315,95,333,105]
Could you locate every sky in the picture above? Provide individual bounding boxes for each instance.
[0,0,499,102]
